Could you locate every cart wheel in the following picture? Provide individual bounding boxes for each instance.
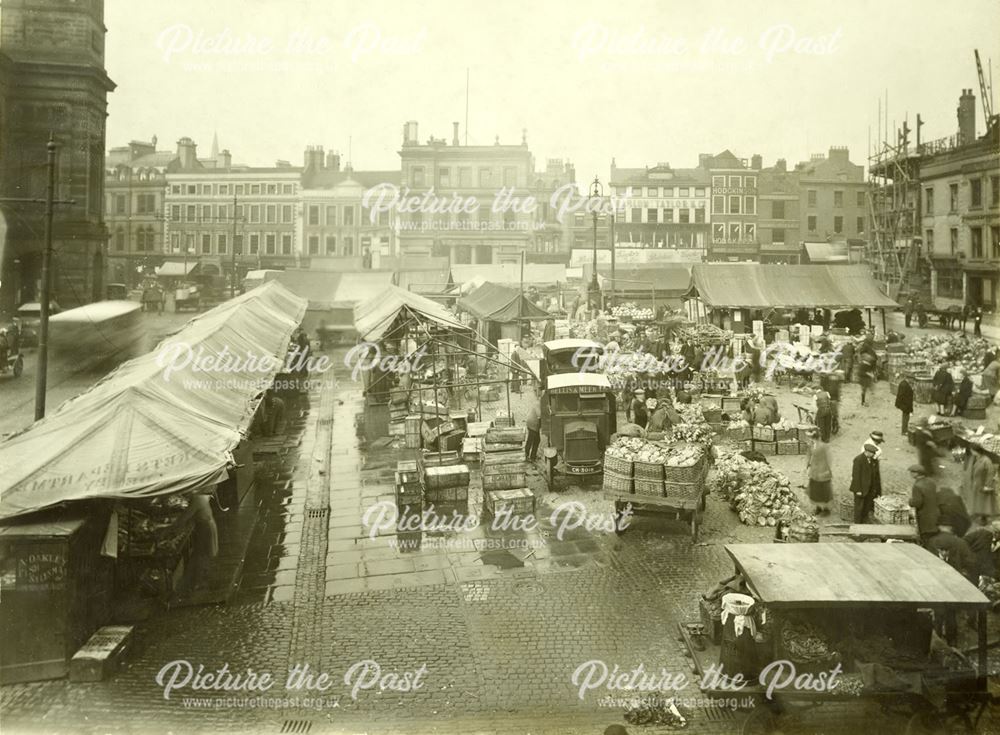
[740,704,778,735]
[13,355,23,377]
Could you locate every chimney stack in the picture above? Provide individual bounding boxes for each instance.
[775,158,787,172]
[452,122,460,146]
[176,137,198,170]
[958,89,976,144]
[403,120,419,146]
[326,150,341,172]
[751,154,762,170]
[219,149,232,169]
[304,145,325,171]
[698,153,711,168]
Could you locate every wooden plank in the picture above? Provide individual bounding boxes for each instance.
[847,524,919,541]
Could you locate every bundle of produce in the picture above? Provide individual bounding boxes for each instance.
[777,506,819,542]
[670,423,715,449]
[744,385,767,404]
[726,417,751,429]
[624,699,688,729]
[978,577,1000,601]
[663,444,705,468]
[781,617,838,665]
[611,302,654,321]
[606,436,669,464]
[674,403,706,425]
[713,451,799,526]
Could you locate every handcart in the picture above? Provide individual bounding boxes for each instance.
[604,460,709,542]
[679,543,995,734]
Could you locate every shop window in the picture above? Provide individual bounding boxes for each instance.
[937,269,963,299]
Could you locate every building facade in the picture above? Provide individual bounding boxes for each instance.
[919,94,1000,308]
[299,146,398,267]
[397,122,568,264]
[164,145,302,284]
[757,160,802,264]
[705,151,760,262]
[0,0,116,311]
[796,146,867,245]
[609,161,710,252]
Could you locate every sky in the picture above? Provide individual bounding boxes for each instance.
[105,0,1000,183]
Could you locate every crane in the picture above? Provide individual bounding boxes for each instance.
[974,49,995,129]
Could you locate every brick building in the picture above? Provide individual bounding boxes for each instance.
[757,159,802,264]
[608,160,710,252]
[164,144,302,285]
[705,150,760,262]
[0,0,116,311]
[919,91,1000,308]
[796,146,867,245]
[299,146,398,267]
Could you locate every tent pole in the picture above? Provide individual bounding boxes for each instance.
[881,309,886,337]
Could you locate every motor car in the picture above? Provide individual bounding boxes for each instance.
[15,301,61,346]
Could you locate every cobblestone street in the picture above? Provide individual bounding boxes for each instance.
[2,335,999,735]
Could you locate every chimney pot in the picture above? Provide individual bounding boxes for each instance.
[452,122,460,146]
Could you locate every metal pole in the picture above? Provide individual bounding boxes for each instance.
[591,209,598,311]
[610,211,616,309]
[230,192,237,298]
[35,137,57,421]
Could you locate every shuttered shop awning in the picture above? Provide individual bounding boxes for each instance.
[0,281,307,520]
[689,264,897,308]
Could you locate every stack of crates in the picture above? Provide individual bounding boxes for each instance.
[484,488,536,519]
[422,463,470,503]
[462,421,491,464]
[481,426,527,492]
[395,460,423,515]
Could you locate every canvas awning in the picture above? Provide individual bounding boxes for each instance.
[458,282,550,322]
[395,268,453,295]
[0,282,307,521]
[353,285,469,342]
[589,264,692,295]
[450,263,567,287]
[156,261,198,277]
[688,264,897,309]
[275,269,394,309]
[802,242,849,263]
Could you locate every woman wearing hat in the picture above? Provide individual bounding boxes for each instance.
[804,427,833,516]
[966,444,999,525]
[932,363,955,416]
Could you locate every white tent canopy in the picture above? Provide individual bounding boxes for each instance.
[353,285,469,342]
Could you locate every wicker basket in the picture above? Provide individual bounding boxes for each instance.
[874,496,912,525]
[703,407,723,424]
[774,428,797,441]
[754,440,777,456]
[663,456,706,484]
[603,453,633,477]
[726,425,751,443]
[663,481,702,503]
[753,425,776,442]
[796,424,817,441]
[840,495,854,522]
[777,440,800,455]
[708,421,725,436]
[602,471,633,494]
[967,392,992,410]
[913,376,934,405]
[633,460,665,481]
[798,440,812,454]
[634,478,665,496]
[721,396,743,412]
[964,408,987,420]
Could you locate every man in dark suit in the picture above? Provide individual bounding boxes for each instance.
[849,443,882,523]
[908,464,941,543]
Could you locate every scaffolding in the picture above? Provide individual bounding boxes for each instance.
[866,120,923,302]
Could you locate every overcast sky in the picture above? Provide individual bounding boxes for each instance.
[106,0,1000,183]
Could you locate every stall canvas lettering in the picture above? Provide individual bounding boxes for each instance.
[17,549,66,590]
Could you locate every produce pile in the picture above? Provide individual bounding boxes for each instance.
[713,452,802,527]
[905,333,992,374]
[877,495,910,513]
[744,385,767,403]
[769,417,797,432]
[624,699,688,728]
[674,403,706,424]
[611,302,654,321]
[978,577,1000,602]
[605,437,705,467]
[670,423,715,449]
[781,617,838,665]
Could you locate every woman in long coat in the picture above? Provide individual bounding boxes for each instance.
[804,428,833,516]
[969,446,999,523]
[932,363,955,416]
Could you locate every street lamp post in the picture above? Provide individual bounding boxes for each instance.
[589,176,603,312]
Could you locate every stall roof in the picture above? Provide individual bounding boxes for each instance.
[274,270,394,309]
[689,264,897,308]
[543,338,603,351]
[0,282,307,521]
[353,285,470,341]
[802,242,849,264]
[451,263,567,286]
[458,282,550,322]
[588,264,692,295]
[49,300,140,323]
[725,543,990,609]
[394,267,453,295]
[156,261,198,277]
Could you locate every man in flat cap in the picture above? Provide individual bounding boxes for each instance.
[849,442,883,523]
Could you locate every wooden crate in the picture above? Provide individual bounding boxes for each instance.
[726,425,750,443]
[736,439,752,452]
[874,496,912,525]
[798,440,812,454]
[754,440,777,456]
[752,426,776,442]
[423,464,470,490]
[776,440,800,455]
[396,460,418,473]
[485,488,536,518]
[486,427,526,445]
[482,471,527,491]
[721,396,743,412]
[774,428,796,441]
[424,485,469,503]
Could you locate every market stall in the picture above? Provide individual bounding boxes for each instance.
[457,280,550,346]
[682,543,992,734]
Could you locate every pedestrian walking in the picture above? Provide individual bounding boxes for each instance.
[804,427,833,516]
[982,353,1000,400]
[973,304,983,337]
[932,363,954,416]
[904,297,914,328]
[524,397,541,461]
[953,369,973,417]
[813,386,833,442]
[967,444,999,525]
[961,303,971,333]
[850,443,882,523]
[937,486,972,538]
[916,301,928,328]
[908,464,941,543]
[965,521,999,581]
[863,430,886,461]
[840,339,855,383]
[821,373,841,435]
[858,351,876,407]
[895,374,914,436]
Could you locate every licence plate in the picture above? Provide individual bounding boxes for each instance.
[569,466,593,474]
